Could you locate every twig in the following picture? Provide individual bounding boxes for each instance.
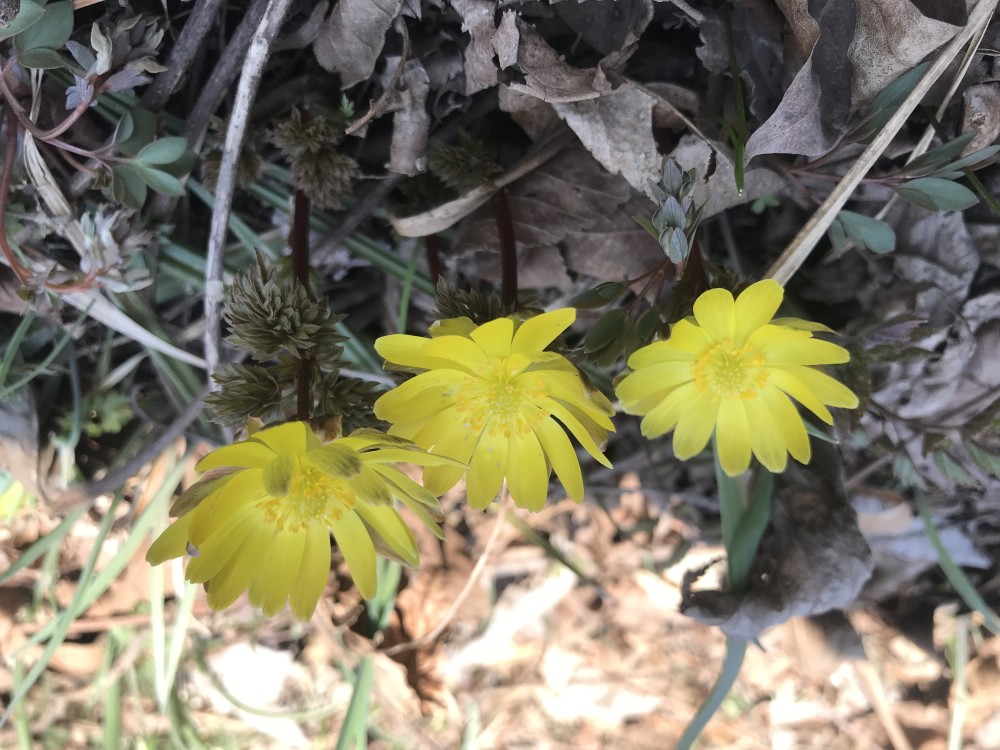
[854,660,916,750]
[203,0,296,384]
[765,0,998,285]
[48,387,211,513]
[143,0,226,111]
[183,0,271,151]
[344,19,410,137]
[381,505,507,656]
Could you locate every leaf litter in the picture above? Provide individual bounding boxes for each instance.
[1,0,999,748]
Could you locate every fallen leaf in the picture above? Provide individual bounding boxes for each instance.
[961,83,1000,154]
[313,0,404,88]
[451,0,498,95]
[389,59,431,175]
[682,442,874,640]
[554,0,653,56]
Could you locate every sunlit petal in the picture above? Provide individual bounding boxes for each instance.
[330,512,377,600]
[693,287,735,342]
[533,417,584,502]
[672,395,719,460]
[716,399,751,476]
[511,308,575,353]
[506,430,549,511]
[466,430,508,510]
[733,280,783,345]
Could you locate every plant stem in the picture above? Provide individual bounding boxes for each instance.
[0,108,30,283]
[424,234,443,283]
[493,188,517,309]
[292,188,312,421]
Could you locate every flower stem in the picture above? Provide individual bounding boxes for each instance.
[292,187,312,421]
[0,108,30,284]
[493,188,517,309]
[424,234,443,283]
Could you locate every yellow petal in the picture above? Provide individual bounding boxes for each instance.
[330,512,376,599]
[185,506,261,583]
[146,513,194,565]
[533,417,584,502]
[250,421,309,459]
[248,528,304,616]
[506,431,549,511]
[615,362,695,414]
[511,308,575,353]
[375,333,459,372]
[749,326,850,366]
[760,386,811,464]
[470,317,514,358]
[692,287,735,342]
[716,399,751,476]
[637,382,700,440]
[466,431,507,510]
[628,340,696,369]
[196,441,275,472]
[423,335,491,371]
[205,520,271,611]
[429,316,476,337]
[360,447,465,468]
[734,280,783,346]
[671,395,720,460]
[666,318,714,354]
[766,368,834,424]
[771,317,836,334]
[373,370,467,423]
[372,466,446,540]
[355,504,419,568]
[744,397,789,473]
[784,365,858,409]
[307,442,363,479]
[535,370,616,428]
[289,524,331,620]
[543,398,612,467]
[262,454,294,496]
[188,469,265,545]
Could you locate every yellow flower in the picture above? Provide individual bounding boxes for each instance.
[616,280,858,476]
[146,422,454,620]
[373,309,615,511]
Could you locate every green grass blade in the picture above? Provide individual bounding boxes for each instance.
[916,493,1000,634]
[0,308,36,384]
[335,656,375,750]
[0,309,87,398]
[726,469,773,591]
[2,493,125,726]
[0,506,86,586]
[396,241,422,333]
[675,637,748,750]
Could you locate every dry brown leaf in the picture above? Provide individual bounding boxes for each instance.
[492,13,631,103]
[961,82,1000,153]
[682,443,874,640]
[746,0,963,161]
[388,59,431,175]
[451,0,498,95]
[313,0,404,87]
[554,0,654,56]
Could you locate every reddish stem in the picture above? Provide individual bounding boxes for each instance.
[292,188,312,421]
[424,234,442,284]
[493,188,517,310]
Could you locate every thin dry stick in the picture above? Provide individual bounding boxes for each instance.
[765,0,998,286]
[143,0,226,111]
[203,0,296,384]
[381,505,508,656]
[344,19,410,137]
[854,660,916,750]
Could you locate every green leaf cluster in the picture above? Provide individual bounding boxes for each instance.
[427,131,502,193]
[433,278,510,325]
[11,0,72,69]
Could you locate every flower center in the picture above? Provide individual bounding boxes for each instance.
[258,462,356,533]
[455,357,549,438]
[691,341,768,400]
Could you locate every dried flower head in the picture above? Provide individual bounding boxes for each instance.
[616,280,858,476]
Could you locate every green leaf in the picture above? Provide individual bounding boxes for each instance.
[904,132,978,173]
[136,136,190,166]
[584,309,629,354]
[0,0,46,42]
[114,108,157,157]
[929,145,1000,176]
[836,210,896,254]
[964,441,1000,479]
[896,177,978,211]
[16,47,65,69]
[870,62,929,114]
[570,282,626,309]
[933,451,979,489]
[13,0,72,52]
[134,164,186,197]
[111,164,148,209]
[632,215,659,239]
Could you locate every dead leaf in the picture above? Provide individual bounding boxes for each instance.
[554,0,654,56]
[313,0,404,88]
[493,13,630,103]
[451,0,498,95]
[745,0,963,161]
[553,84,786,213]
[682,442,874,640]
[389,59,431,175]
[961,83,1000,153]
